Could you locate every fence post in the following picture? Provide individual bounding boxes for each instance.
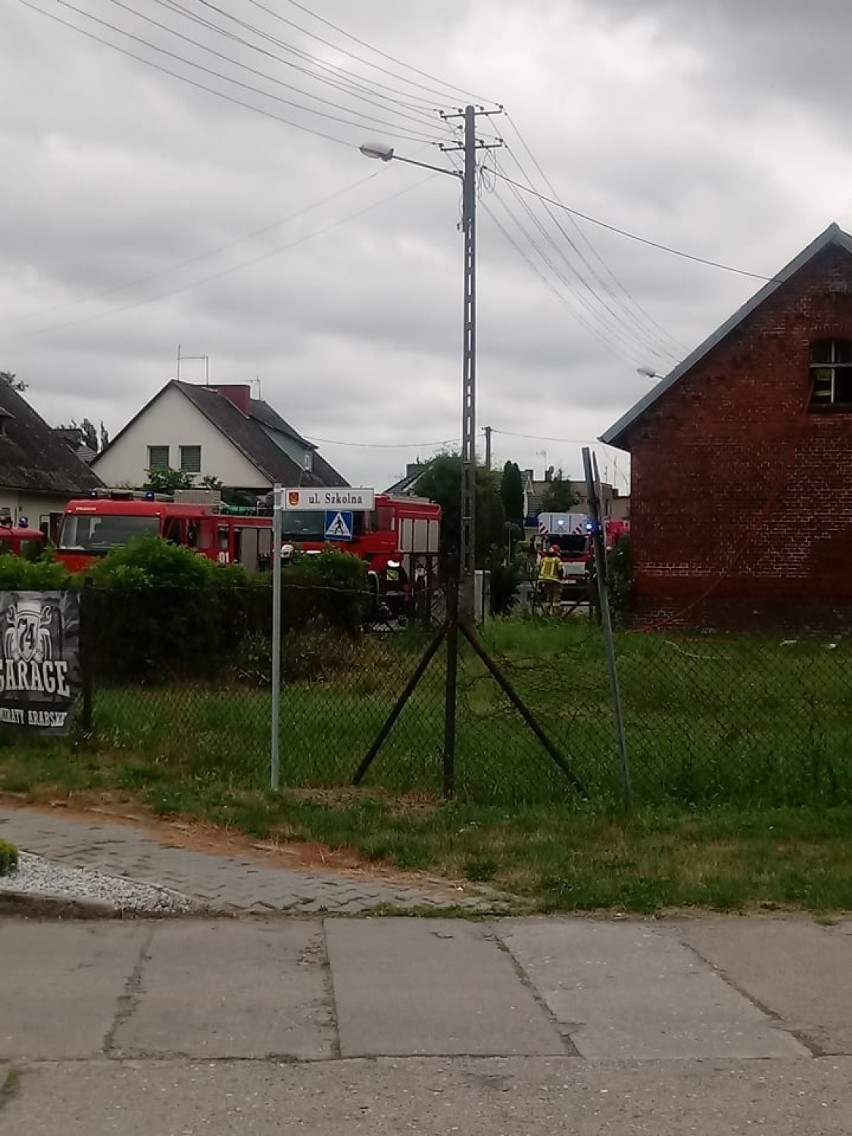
[80,579,94,737]
[583,447,632,812]
[270,485,282,790]
[442,578,459,798]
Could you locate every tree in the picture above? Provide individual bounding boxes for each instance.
[500,460,525,524]
[57,417,110,454]
[144,467,195,494]
[415,453,505,573]
[0,371,26,391]
[539,472,579,513]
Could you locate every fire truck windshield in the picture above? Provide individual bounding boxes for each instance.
[550,534,587,555]
[282,511,365,540]
[59,513,160,553]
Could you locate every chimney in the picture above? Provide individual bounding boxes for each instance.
[211,384,251,416]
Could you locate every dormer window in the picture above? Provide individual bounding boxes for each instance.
[810,339,852,406]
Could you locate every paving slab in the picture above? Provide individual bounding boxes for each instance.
[325,918,566,1057]
[674,917,852,1055]
[0,920,147,1060]
[112,920,335,1060]
[496,918,808,1060]
[0,807,496,914]
[5,1056,851,1136]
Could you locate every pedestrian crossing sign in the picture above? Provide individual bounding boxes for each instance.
[324,510,353,541]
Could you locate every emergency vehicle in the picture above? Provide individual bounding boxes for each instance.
[276,493,441,617]
[0,515,45,559]
[56,490,441,614]
[537,511,591,590]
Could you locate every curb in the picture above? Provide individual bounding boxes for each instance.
[0,888,121,920]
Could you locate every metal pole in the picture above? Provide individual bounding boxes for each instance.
[459,102,477,623]
[582,448,632,811]
[270,484,283,790]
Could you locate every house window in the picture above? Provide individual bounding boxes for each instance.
[810,339,852,406]
[180,445,201,473]
[147,445,170,470]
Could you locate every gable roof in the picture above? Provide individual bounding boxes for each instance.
[600,222,852,449]
[0,383,103,496]
[97,380,347,487]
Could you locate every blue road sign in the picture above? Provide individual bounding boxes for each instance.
[324,510,353,541]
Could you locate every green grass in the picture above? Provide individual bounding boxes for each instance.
[3,617,852,912]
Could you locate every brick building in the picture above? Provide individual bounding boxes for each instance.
[601,222,852,630]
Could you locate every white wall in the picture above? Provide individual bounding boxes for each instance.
[0,490,72,532]
[93,385,266,489]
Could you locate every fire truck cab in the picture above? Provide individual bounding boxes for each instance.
[56,492,274,574]
[0,515,45,559]
[279,493,441,616]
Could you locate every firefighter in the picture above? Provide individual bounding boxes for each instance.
[538,544,563,615]
[384,556,409,619]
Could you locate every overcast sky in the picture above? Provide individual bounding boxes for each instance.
[4,0,852,493]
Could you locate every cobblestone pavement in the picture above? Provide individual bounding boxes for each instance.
[0,806,504,915]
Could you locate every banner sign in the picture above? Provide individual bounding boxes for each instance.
[281,487,375,512]
[0,591,81,735]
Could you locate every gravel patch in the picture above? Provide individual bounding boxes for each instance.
[1,851,196,915]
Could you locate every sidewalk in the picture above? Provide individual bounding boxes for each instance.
[3,914,852,1134]
[0,804,502,915]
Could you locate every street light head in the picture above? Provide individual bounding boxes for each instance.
[636,366,659,380]
[359,141,395,162]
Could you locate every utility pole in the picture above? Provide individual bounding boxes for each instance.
[483,425,492,471]
[440,106,501,621]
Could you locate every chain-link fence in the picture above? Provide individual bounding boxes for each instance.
[74,583,852,809]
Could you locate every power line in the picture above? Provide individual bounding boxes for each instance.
[492,155,678,366]
[242,0,492,106]
[307,435,458,449]
[490,168,777,281]
[484,189,659,365]
[1,168,389,327]
[149,0,449,132]
[0,171,439,342]
[17,0,353,148]
[106,0,447,142]
[283,0,492,106]
[47,0,440,144]
[180,0,455,114]
[502,113,689,358]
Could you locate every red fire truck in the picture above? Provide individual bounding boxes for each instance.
[56,490,441,613]
[0,516,45,559]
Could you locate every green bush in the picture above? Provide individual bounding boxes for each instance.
[0,838,18,876]
[0,552,69,590]
[81,538,369,684]
[606,536,632,627]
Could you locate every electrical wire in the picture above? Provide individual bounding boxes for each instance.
[502,113,689,357]
[307,436,458,449]
[1,168,390,327]
[283,0,492,106]
[242,0,491,106]
[45,0,440,144]
[0,171,439,342]
[492,155,678,366]
[17,0,353,148]
[484,190,658,365]
[149,0,451,132]
[490,167,777,282]
[172,0,456,115]
[105,0,447,142]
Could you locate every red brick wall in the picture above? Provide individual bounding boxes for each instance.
[625,243,852,630]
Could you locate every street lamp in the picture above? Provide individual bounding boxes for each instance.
[637,366,662,380]
[360,130,475,621]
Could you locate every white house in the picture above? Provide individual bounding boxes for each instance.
[93,381,346,494]
[0,382,103,533]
